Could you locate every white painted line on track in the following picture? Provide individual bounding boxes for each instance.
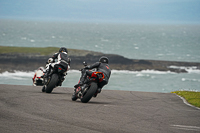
[171,125,200,131]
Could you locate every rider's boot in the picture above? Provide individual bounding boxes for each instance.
[43,69,50,78]
[59,74,66,86]
[74,72,87,88]
[93,88,102,97]
[72,88,78,101]
[72,88,76,96]
[42,85,46,92]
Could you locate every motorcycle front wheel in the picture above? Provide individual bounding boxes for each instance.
[45,74,58,93]
[72,94,78,101]
[81,82,98,103]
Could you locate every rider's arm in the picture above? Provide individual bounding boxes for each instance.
[52,52,59,60]
[48,53,59,63]
[85,62,100,69]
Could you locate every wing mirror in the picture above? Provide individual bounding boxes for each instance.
[83,61,87,66]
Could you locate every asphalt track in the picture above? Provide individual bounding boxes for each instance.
[0,84,200,133]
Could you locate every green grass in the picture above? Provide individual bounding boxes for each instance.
[0,46,59,55]
[0,46,103,56]
[171,91,200,108]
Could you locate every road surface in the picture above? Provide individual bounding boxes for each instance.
[0,84,199,133]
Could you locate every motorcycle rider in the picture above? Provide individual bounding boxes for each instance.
[43,47,71,89]
[74,56,111,96]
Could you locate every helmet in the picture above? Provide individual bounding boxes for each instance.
[59,47,68,53]
[99,56,109,64]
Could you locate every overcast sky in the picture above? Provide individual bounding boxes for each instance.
[0,0,200,24]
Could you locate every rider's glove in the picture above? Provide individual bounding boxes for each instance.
[48,58,54,63]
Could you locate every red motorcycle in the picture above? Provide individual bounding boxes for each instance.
[72,62,104,103]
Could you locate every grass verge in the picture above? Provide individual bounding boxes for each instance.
[0,46,59,55]
[171,91,200,108]
[0,46,101,56]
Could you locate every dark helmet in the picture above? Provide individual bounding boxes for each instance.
[99,56,109,64]
[59,47,68,53]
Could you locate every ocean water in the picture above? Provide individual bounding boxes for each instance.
[0,69,199,93]
[0,20,200,93]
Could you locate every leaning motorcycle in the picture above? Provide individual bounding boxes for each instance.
[42,63,67,93]
[72,62,104,103]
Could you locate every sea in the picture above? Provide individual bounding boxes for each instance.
[0,19,200,93]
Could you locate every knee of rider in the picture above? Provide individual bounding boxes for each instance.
[51,63,57,68]
[86,70,93,76]
[81,69,87,74]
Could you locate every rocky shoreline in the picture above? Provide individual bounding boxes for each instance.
[0,49,200,73]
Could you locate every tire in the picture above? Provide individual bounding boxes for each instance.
[45,74,58,93]
[72,94,78,101]
[81,82,98,103]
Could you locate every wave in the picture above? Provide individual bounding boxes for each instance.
[0,71,35,77]
[67,70,80,73]
[111,69,175,74]
[0,70,81,78]
[1,68,199,80]
[0,69,173,80]
[169,66,200,74]
[182,78,200,82]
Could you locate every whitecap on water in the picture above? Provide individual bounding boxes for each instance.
[140,70,173,74]
[136,73,143,77]
[182,78,186,81]
[111,69,174,74]
[181,78,200,82]
[0,71,35,78]
[0,70,81,79]
[21,37,27,40]
[169,66,200,74]
[30,39,35,42]
[68,70,80,73]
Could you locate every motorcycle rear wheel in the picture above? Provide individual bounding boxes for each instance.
[81,82,98,103]
[45,74,58,93]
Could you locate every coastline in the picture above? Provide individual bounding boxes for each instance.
[0,47,200,73]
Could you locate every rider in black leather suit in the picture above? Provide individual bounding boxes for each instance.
[44,47,71,77]
[75,56,111,94]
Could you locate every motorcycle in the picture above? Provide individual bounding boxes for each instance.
[32,67,44,86]
[72,61,104,103]
[42,63,68,93]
